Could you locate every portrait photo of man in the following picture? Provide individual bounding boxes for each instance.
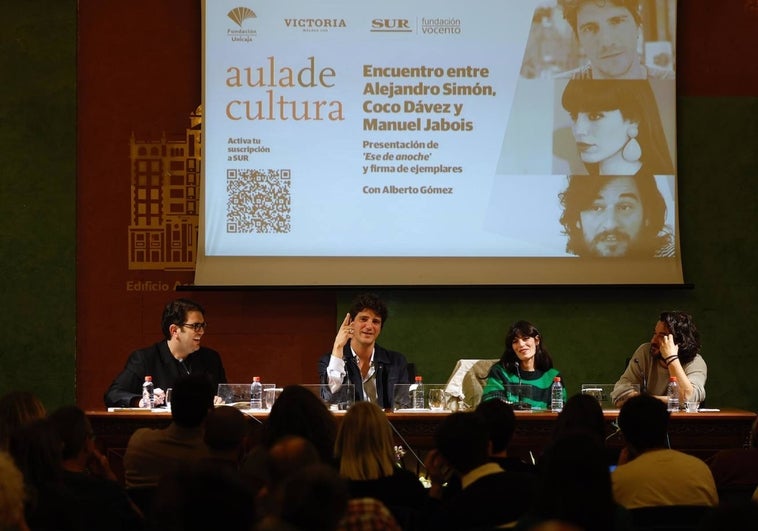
[558,173,676,258]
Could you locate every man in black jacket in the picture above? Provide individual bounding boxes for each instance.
[318,293,410,410]
[104,298,226,408]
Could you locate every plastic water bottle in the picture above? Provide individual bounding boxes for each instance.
[550,376,564,412]
[250,376,263,409]
[667,376,680,412]
[413,376,425,409]
[142,376,154,409]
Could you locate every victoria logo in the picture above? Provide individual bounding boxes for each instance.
[228,7,257,27]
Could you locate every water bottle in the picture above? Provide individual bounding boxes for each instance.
[142,376,154,409]
[667,376,680,412]
[550,376,563,412]
[250,376,263,409]
[413,376,425,409]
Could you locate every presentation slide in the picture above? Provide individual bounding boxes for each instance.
[198,0,682,286]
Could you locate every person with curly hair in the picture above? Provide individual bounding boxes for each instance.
[611,311,707,407]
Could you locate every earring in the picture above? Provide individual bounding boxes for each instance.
[622,124,641,163]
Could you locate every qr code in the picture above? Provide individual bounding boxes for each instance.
[226,169,291,233]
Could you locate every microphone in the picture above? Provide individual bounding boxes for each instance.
[515,360,522,385]
[633,358,647,394]
[513,361,530,410]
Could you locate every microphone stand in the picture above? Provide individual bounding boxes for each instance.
[513,361,531,411]
[633,358,647,394]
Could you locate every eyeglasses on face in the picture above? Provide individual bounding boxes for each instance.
[180,322,207,332]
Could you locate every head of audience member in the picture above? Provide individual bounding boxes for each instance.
[653,311,700,365]
[529,434,616,531]
[259,435,322,521]
[475,399,516,457]
[170,373,215,428]
[7,418,63,491]
[0,390,46,450]
[334,401,396,481]
[0,450,28,531]
[618,393,669,456]
[558,0,643,79]
[434,411,490,476]
[279,463,349,531]
[263,385,337,464]
[151,461,256,531]
[552,393,606,446]
[203,405,250,465]
[47,405,95,464]
[559,174,670,258]
[340,498,402,531]
[499,320,554,374]
[561,80,673,175]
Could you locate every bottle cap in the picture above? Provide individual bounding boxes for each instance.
[669,376,677,382]
[553,376,561,382]
[253,376,261,382]
[415,376,422,382]
[145,376,152,382]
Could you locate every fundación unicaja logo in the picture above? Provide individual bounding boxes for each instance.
[227,6,258,41]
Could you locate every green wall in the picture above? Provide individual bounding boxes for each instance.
[1,2,755,414]
[0,1,76,407]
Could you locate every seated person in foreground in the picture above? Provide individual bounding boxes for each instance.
[104,298,227,408]
[611,311,706,407]
[611,394,718,509]
[318,293,410,410]
[424,411,536,530]
[334,401,427,526]
[481,320,565,409]
[123,373,215,489]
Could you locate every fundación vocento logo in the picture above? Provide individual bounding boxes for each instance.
[227,6,258,42]
[420,17,462,35]
[283,16,347,32]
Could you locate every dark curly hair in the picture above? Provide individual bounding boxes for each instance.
[558,174,669,257]
[558,0,641,35]
[348,293,388,325]
[658,311,701,364]
[161,298,206,339]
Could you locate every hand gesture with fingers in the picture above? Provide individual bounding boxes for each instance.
[332,313,354,357]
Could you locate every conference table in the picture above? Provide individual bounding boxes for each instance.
[88,407,756,484]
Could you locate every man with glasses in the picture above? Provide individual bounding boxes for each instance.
[104,298,227,408]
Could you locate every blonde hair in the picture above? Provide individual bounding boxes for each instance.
[0,450,27,529]
[334,401,396,480]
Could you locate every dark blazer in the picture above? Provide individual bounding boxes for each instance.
[318,343,409,409]
[104,341,227,407]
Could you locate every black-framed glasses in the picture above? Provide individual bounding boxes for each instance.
[181,322,207,332]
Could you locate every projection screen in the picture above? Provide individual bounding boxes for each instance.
[198,0,681,286]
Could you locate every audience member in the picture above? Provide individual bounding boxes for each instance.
[337,498,401,531]
[319,293,410,409]
[0,449,30,531]
[482,320,565,410]
[150,461,256,531]
[612,311,706,407]
[278,464,349,531]
[105,298,227,408]
[611,394,718,509]
[8,419,82,530]
[0,391,46,451]
[334,401,427,526]
[240,385,337,507]
[202,405,251,470]
[123,373,214,489]
[706,417,758,505]
[425,411,536,529]
[48,405,144,530]
[552,393,606,444]
[515,434,632,531]
[475,399,536,475]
